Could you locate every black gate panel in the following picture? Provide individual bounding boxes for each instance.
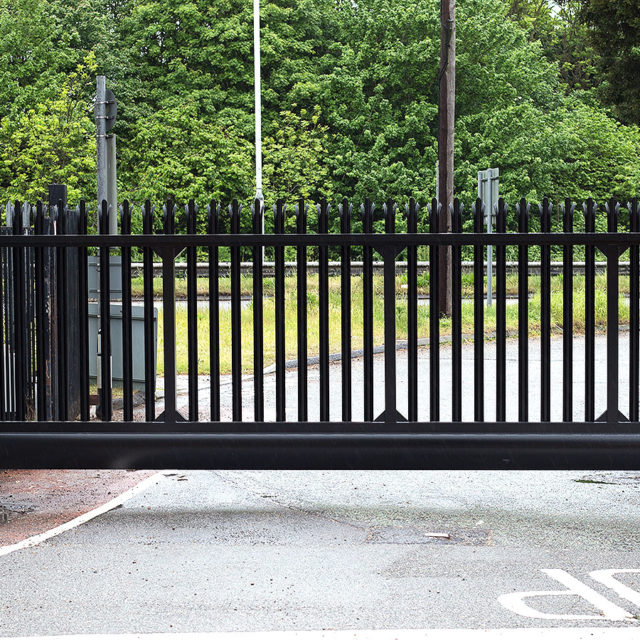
[0,196,639,470]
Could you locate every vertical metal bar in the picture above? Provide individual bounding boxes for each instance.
[161,202,178,423]
[274,199,286,421]
[562,199,574,422]
[429,199,440,421]
[362,199,374,421]
[11,203,24,421]
[186,199,199,421]
[121,201,133,421]
[451,199,463,422]
[473,198,484,422]
[78,202,90,422]
[406,198,419,421]
[230,199,242,421]
[0,208,5,421]
[208,202,221,421]
[34,202,45,420]
[584,198,596,422]
[628,197,639,422]
[517,198,529,422]
[54,201,67,421]
[318,198,330,421]
[142,201,155,421]
[252,199,264,421]
[381,199,399,423]
[605,199,621,422]
[539,198,552,422]
[496,199,507,422]
[340,198,352,421]
[296,199,308,421]
[99,200,112,421]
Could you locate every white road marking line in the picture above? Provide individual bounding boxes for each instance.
[498,569,635,621]
[2,630,640,640]
[591,569,640,607]
[0,471,166,559]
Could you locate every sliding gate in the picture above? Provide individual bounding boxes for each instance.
[1,197,640,469]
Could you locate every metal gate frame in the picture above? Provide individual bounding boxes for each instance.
[1,197,640,470]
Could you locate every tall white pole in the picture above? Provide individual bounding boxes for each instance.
[254,0,263,204]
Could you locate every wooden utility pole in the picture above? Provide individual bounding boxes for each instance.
[438,0,455,316]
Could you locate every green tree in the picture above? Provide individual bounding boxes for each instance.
[579,0,640,125]
[121,101,253,215]
[0,56,97,203]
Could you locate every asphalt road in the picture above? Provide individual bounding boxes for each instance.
[1,336,640,637]
[1,469,639,636]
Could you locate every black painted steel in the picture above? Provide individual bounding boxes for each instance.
[78,202,90,423]
[208,202,221,422]
[584,198,596,422]
[143,201,156,421]
[562,199,574,422]
[496,199,507,422]
[13,204,26,421]
[34,202,45,421]
[362,199,374,421]
[252,200,264,422]
[98,201,112,421]
[517,199,529,422]
[429,199,440,421]
[121,201,133,422]
[186,200,198,422]
[473,199,484,421]
[539,199,552,422]
[230,200,242,421]
[159,202,179,423]
[274,200,286,421]
[3,424,640,471]
[378,200,402,423]
[0,195,639,471]
[296,199,308,421]
[318,199,330,422]
[629,198,639,422]
[603,199,623,422]
[406,198,419,422]
[340,198,352,422]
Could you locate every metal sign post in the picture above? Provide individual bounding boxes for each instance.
[95,77,118,234]
[478,168,499,306]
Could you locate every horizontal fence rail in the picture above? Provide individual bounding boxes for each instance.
[0,196,639,470]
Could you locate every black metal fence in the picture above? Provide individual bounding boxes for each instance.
[1,196,639,470]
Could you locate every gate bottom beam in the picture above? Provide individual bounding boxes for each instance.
[1,423,639,470]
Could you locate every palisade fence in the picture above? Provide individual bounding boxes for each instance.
[0,195,639,470]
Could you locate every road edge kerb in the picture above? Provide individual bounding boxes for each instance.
[0,471,167,558]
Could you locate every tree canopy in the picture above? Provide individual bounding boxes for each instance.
[0,0,638,215]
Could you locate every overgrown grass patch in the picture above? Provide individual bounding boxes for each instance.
[156,274,627,375]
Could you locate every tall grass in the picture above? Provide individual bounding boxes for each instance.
[156,274,626,375]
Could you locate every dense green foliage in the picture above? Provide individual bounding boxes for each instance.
[0,0,639,220]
